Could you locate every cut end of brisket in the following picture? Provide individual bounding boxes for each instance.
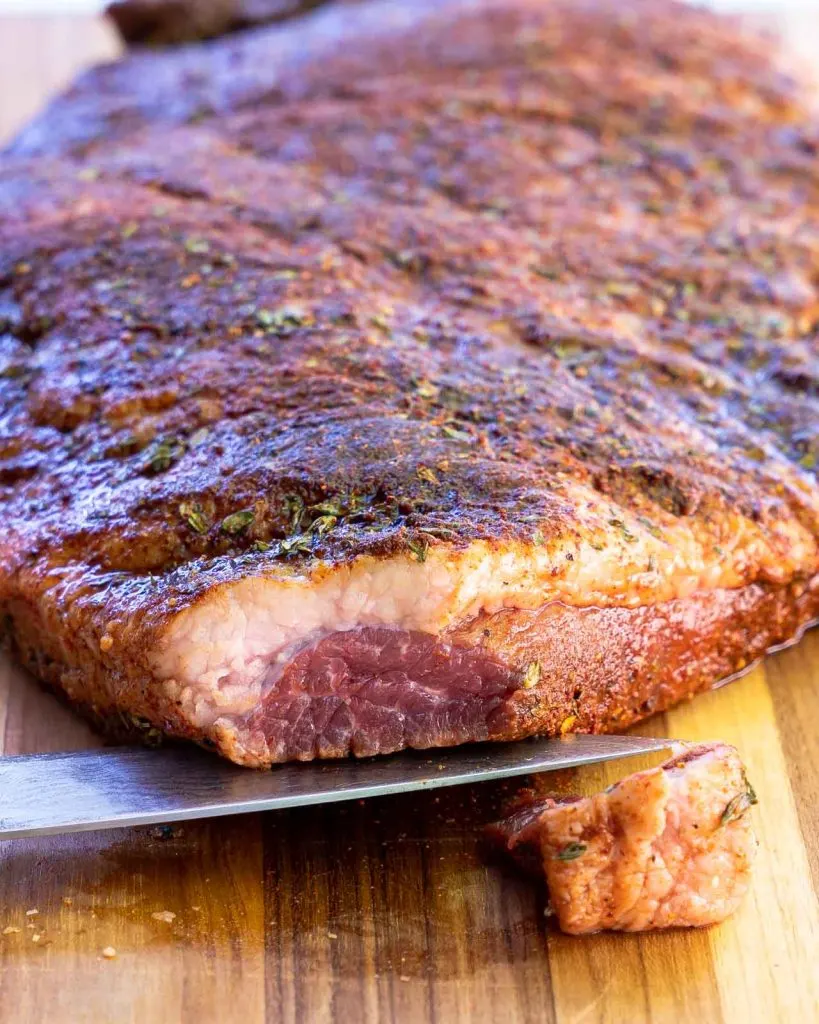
[153,575,818,765]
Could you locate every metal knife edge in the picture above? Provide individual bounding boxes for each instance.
[0,733,673,840]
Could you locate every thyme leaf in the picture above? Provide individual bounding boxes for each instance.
[442,424,471,442]
[179,502,209,535]
[719,780,758,827]
[283,494,305,532]
[310,514,338,536]
[416,466,440,485]
[257,305,308,334]
[221,509,255,535]
[144,438,183,475]
[555,842,587,862]
[407,538,428,563]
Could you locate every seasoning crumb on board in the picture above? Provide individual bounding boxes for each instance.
[152,910,177,924]
[101,946,117,960]
[2,927,21,936]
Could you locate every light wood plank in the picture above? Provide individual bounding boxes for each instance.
[766,630,819,890]
[664,667,819,1023]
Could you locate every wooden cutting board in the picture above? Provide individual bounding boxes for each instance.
[1,9,818,1023]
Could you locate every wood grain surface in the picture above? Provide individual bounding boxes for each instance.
[0,9,818,1023]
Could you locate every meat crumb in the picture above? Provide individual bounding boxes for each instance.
[102,946,118,959]
[151,910,177,924]
[25,909,38,917]
[2,927,21,935]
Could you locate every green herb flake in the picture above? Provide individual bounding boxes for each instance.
[719,781,758,828]
[608,517,637,543]
[604,280,638,299]
[531,264,562,281]
[442,424,471,442]
[311,499,346,517]
[0,363,27,380]
[279,534,313,556]
[254,540,271,553]
[310,514,338,536]
[412,379,439,400]
[417,466,440,485]
[257,305,307,333]
[184,237,210,255]
[283,494,305,532]
[221,509,255,535]
[407,538,429,563]
[555,842,587,862]
[522,661,541,689]
[799,452,816,470]
[144,438,183,475]
[179,502,209,535]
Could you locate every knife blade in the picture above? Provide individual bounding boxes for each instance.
[0,734,671,840]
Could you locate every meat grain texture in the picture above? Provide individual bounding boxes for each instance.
[0,0,818,765]
[490,743,758,934]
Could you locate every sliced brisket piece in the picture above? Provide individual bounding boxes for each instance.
[488,743,758,934]
[0,0,817,765]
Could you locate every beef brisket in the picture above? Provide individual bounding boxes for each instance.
[1,0,817,765]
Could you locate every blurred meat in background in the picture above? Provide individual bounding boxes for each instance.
[107,0,330,45]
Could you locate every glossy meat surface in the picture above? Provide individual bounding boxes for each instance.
[0,0,817,763]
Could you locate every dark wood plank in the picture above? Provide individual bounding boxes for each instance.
[263,784,557,1024]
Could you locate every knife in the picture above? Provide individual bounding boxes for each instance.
[0,733,671,840]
